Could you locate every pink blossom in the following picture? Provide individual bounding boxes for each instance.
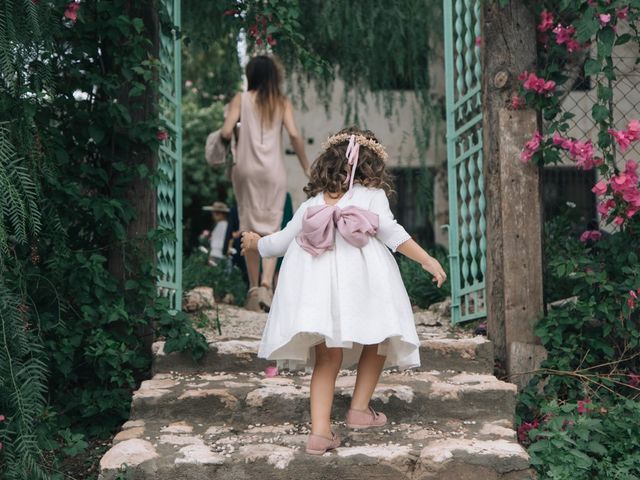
[608,128,634,152]
[64,1,80,21]
[538,10,555,32]
[0,415,4,422]
[517,419,540,443]
[599,13,612,26]
[592,180,608,196]
[577,398,592,414]
[521,72,556,95]
[580,230,602,243]
[597,198,615,216]
[614,216,625,226]
[617,6,629,20]
[475,36,482,47]
[267,35,277,47]
[587,0,597,6]
[553,25,576,45]
[156,130,169,141]
[511,94,526,110]
[264,366,278,377]
[520,131,543,163]
[627,120,640,140]
[566,39,582,53]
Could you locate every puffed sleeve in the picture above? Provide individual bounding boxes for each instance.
[257,201,308,258]
[369,189,412,252]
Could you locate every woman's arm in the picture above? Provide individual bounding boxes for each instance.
[282,100,310,176]
[221,93,242,140]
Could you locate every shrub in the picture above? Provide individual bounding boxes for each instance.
[398,245,450,309]
[183,252,247,306]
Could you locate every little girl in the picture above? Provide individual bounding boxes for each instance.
[241,127,447,455]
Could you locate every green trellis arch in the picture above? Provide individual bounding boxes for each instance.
[443,0,487,324]
[157,0,183,310]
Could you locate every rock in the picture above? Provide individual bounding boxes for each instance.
[428,297,452,318]
[100,439,159,470]
[414,309,443,326]
[221,293,235,304]
[183,286,216,312]
[113,427,145,443]
[175,444,225,465]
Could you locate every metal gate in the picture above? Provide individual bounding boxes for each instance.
[443,0,486,324]
[157,0,183,310]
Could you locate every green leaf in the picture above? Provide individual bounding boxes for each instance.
[615,33,632,45]
[597,84,613,101]
[89,125,105,144]
[592,104,610,123]
[584,58,601,76]
[597,27,616,58]
[574,11,599,42]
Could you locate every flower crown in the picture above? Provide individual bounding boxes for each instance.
[322,133,389,161]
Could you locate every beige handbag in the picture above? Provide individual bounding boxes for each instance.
[205,122,238,168]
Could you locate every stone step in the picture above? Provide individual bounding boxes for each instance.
[151,333,494,376]
[130,369,516,426]
[98,417,533,480]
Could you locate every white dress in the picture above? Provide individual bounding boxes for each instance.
[257,185,420,369]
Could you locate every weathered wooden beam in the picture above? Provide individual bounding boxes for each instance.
[481,0,545,386]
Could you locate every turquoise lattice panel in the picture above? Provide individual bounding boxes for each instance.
[444,0,486,324]
[157,0,182,311]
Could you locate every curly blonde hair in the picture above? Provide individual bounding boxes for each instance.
[304,127,395,198]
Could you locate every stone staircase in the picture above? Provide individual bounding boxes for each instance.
[98,304,533,479]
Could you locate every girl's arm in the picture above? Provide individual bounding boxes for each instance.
[370,189,447,287]
[221,93,241,140]
[282,100,310,177]
[241,202,307,258]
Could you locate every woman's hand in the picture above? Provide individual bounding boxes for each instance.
[241,231,261,256]
[422,257,447,288]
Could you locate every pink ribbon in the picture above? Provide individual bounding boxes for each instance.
[345,134,360,194]
[296,205,379,256]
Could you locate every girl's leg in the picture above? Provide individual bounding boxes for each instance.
[244,249,260,288]
[260,257,277,289]
[350,344,386,411]
[310,342,343,438]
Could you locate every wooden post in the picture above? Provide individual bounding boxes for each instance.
[481,1,546,386]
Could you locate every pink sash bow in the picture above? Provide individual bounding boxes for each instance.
[296,205,379,256]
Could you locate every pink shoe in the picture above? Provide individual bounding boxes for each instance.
[345,406,387,429]
[305,432,341,455]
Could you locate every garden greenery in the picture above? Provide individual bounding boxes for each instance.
[514,0,640,477]
[0,1,206,478]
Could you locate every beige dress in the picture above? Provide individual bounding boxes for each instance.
[232,91,287,236]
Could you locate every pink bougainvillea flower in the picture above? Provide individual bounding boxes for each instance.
[538,10,554,32]
[511,94,525,110]
[267,35,277,46]
[617,6,629,20]
[521,72,556,95]
[592,180,608,196]
[597,199,615,216]
[0,415,5,422]
[517,419,540,443]
[608,128,634,152]
[577,398,592,414]
[614,216,625,226]
[520,131,542,163]
[553,25,576,45]
[566,39,582,53]
[627,119,640,140]
[64,1,80,21]
[629,373,640,386]
[156,130,169,141]
[599,13,612,26]
[264,366,278,377]
[580,230,602,243]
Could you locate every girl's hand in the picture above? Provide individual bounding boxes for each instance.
[241,231,261,255]
[422,257,447,288]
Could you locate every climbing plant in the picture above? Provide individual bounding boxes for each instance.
[511,1,640,477]
[0,1,206,478]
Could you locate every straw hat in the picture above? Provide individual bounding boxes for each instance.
[203,201,230,213]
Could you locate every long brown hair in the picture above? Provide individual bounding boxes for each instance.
[245,55,285,128]
[304,127,395,198]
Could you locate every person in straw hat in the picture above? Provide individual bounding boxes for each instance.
[203,201,230,265]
